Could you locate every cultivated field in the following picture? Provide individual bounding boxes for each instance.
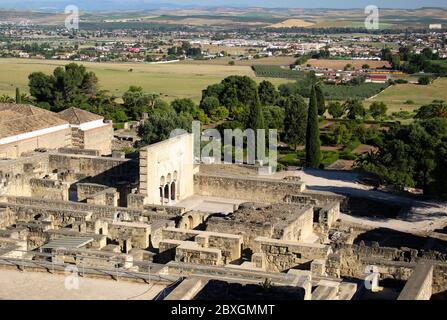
[180,56,296,66]
[0,58,291,102]
[306,59,391,69]
[367,77,447,113]
[269,19,315,28]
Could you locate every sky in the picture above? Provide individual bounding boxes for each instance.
[0,0,446,10]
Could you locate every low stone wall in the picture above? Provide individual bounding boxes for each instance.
[194,173,305,203]
[6,203,92,227]
[176,242,223,266]
[77,183,110,202]
[162,227,243,264]
[206,217,271,252]
[57,148,99,156]
[0,207,16,228]
[6,196,177,223]
[108,221,150,250]
[158,240,223,266]
[53,248,134,270]
[86,188,119,207]
[0,153,50,197]
[29,178,69,201]
[49,153,138,187]
[255,237,331,272]
[398,263,433,300]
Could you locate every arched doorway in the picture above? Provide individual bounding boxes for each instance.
[188,215,194,229]
[170,182,176,201]
[164,184,170,203]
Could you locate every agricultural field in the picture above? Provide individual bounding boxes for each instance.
[366,77,447,114]
[323,83,389,100]
[0,58,291,102]
[180,56,296,66]
[306,59,391,69]
[269,19,315,28]
[252,65,306,79]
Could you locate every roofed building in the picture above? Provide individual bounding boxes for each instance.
[0,103,71,159]
[57,107,113,156]
[0,104,113,159]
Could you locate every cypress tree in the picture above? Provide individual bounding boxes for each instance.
[306,85,321,168]
[15,88,21,104]
[315,83,326,116]
[283,95,307,150]
[246,97,265,131]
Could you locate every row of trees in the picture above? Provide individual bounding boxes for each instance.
[381,46,447,75]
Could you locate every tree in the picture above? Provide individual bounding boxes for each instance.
[137,108,192,146]
[171,98,196,114]
[122,86,158,120]
[305,85,321,168]
[246,100,265,131]
[28,72,54,104]
[344,99,366,120]
[28,63,99,111]
[415,100,447,119]
[315,83,326,116]
[328,123,351,145]
[390,55,401,70]
[15,88,21,104]
[362,64,370,70]
[381,48,393,62]
[258,80,279,106]
[263,105,285,131]
[369,101,388,120]
[200,96,220,115]
[418,76,431,85]
[209,106,230,122]
[356,118,447,196]
[283,95,307,150]
[328,102,344,118]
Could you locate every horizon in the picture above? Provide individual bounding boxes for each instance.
[0,0,446,11]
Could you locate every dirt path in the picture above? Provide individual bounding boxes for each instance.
[288,168,447,234]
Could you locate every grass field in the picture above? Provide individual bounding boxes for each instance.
[367,77,447,114]
[0,58,291,102]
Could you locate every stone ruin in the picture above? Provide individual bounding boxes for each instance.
[0,134,446,300]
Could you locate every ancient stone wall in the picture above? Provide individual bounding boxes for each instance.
[0,206,16,228]
[108,221,150,250]
[206,217,272,252]
[6,196,176,223]
[48,153,137,186]
[162,227,242,264]
[29,178,69,201]
[0,153,50,197]
[86,188,119,207]
[194,173,305,203]
[255,237,331,272]
[272,206,314,242]
[398,263,433,300]
[82,124,113,156]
